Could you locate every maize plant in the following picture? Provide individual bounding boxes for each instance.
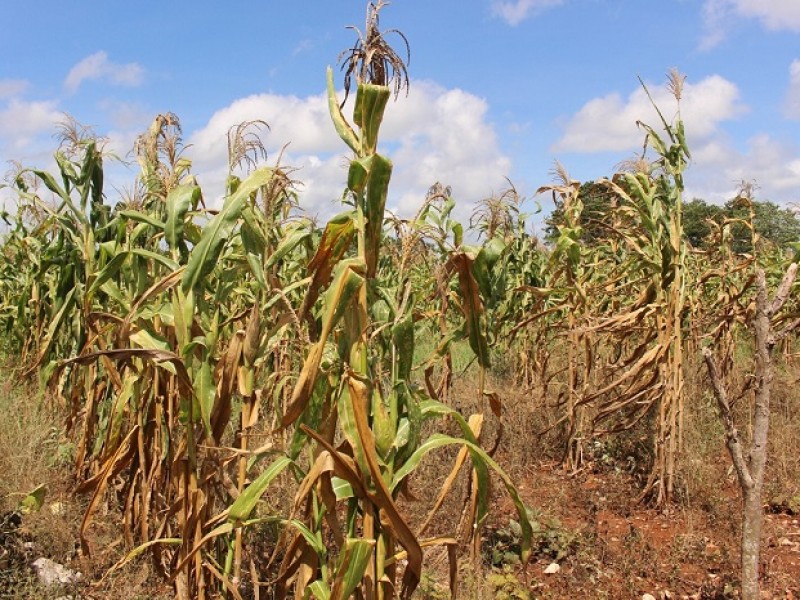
[532,165,602,471]
[230,6,532,594]
[501,72,692,504]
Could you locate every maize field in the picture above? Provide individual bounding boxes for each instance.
[1,3,800,599]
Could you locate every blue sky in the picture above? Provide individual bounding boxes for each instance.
[2,0,800,234]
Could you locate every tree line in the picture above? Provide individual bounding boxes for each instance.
[545,181,800,252]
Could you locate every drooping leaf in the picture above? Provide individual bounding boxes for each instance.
[326,66,360,154]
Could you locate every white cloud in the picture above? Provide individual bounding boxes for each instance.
[699,0,733,50]
[0,97,62,211]
[64,51,144,94]
[0,98,61,154]
[728,0,800,31]
[553,75,746,153]
[190,92,341,158]
[786,60,800,120]
[0,79,29,99]
[685,135,800,204]
[553,74,800,206]
[491,0,565,26]
[94,100,155,159]
[382,82,511,220]
[187,81,512,221]
[100,101,151,131]
[701,0,800,48]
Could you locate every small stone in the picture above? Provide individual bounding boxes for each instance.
[544,562,560,574]
[642,594,656,600]
[31,557,82,587]
[48,502,66,516]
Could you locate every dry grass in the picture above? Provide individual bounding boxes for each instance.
[0,370,79,599]
[0,368,174,599]
[0,376,64,516]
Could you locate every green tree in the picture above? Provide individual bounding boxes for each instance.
[548,192,800,252]
[682,198,724,248]
[726,198,800,253]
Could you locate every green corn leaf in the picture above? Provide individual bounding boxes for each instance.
[228,455,293,523]
[364,154,392,278]
[24,287,76,375]
[130,249,180,272]
[392,312,415,381]
[31,169,88,226]
[240,219,267,288]
[195,361,215,437]
[450,251,490,368]
[165,182,200,250]
[264,227,312,270]
[309,581,332,600]
[326,67,360,154]
[130,328,171,352]
[118,210,166,230]
[331,476,354,500]
[18,484,47,514]
[353,83,391,156]
[128,222,152,246]
[323,258,366,332]
[182,167,275,293]
[290,519,328,556]
[330,538,376,600]
[451,221,464,248]
[171,516,308,580]
[100,280,128,308]
[393,383,421,463]
[473,237,507,300]
[371,389,395,459]
[87,250,129,297]
[391,433,532,561]
[347,157,370,193]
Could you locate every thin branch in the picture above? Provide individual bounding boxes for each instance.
[768,262,798,317]
[702,347,753,490]
[775,318,800,343]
